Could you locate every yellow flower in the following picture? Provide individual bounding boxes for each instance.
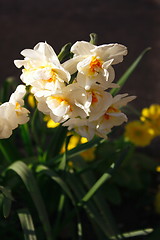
[80,137,88,144]
[28,94,36,108]
[61,134,81,153]
[79,137,96,161]
[60,135,96,161]
[125,120,154,147]
[141,104,160,136]
[156,166,160,172]
[43,115,60,128]
[80,147,96,162]
[68,161,74,168]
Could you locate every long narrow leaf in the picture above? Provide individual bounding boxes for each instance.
[8,161,52,240]
[52,194,65,238]
[49,137,105,166]
[78,161,120,240]
[79,146,128,204]
[111,228,153,239]
[36,165,75,205]
[36,165,83,239]
[66,173,113,238]
[20,124,33,156]
[0,140,12,163]
[110,47,151,96]
[18,209,37,240]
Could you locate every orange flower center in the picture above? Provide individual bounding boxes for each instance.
[49,96,73,111]
[47,69,57,82]
[89,56,103,74]
[15,102,21,110]
[92,92,98,103]
[104,106,119,120]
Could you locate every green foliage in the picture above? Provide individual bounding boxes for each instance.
[110,47,151,96]
[17,209,37,240]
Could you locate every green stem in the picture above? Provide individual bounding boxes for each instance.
[52,194,65,238]
[79,146,128,204]
[0,140,11,163]
[20,124,33,156]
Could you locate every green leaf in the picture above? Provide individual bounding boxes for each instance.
[8,161,52,240]
[49,137,105,166]
[36,165,75,205]
[58,134,72,170]
[147,228,160,240]
[0,186,14,218]
[111,228,153,239]
[20,124,33,156]
[3,197,12,218]
[36,165,83,239]
[17,208,37,240]
[66,172,115,238]
[110,47,151,96]
[0,186,14,201]
[46,125,68,160]
[76,159,120,239]
[52,194,65,238]
[79,146,128,204]
[0,140,12,163]
[58,43,72,62]
[106,184,121,205]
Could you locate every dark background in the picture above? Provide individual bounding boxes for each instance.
[0,0,159,109]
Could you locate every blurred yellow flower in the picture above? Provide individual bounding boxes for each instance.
[141,104,160,136]
[125,120,154,147]
[156,166,160,172]
[80,137,88,144]
[60,135,96,161]
[80,147,96,162]
[68,161,74,168]
[61,134,80,153]
[44,115,60,128]
[28,94,36,108]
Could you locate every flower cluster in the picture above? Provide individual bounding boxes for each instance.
[14,41,135,140]
[125,104,160,147]
[0,85,29,139]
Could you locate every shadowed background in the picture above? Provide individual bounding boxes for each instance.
[0,0,159,109]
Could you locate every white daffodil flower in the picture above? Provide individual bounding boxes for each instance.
[64,92,136,140]
[86,84,113,121]
[95,94,136,138]
[14,42,70,96]
[9,85,30,125]
[63,117,97,140]
[0,102,18,139]
[0,85,29,139]
[0,116,13,139]
[46,83,92,123]
[63,41,127,89]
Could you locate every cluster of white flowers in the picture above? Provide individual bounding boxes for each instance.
[14,40,135,140]
[0,85,29,139]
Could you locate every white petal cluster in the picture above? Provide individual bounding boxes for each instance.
[0,85,30,139]
[15,41,135,140]
[14,42,70,98]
